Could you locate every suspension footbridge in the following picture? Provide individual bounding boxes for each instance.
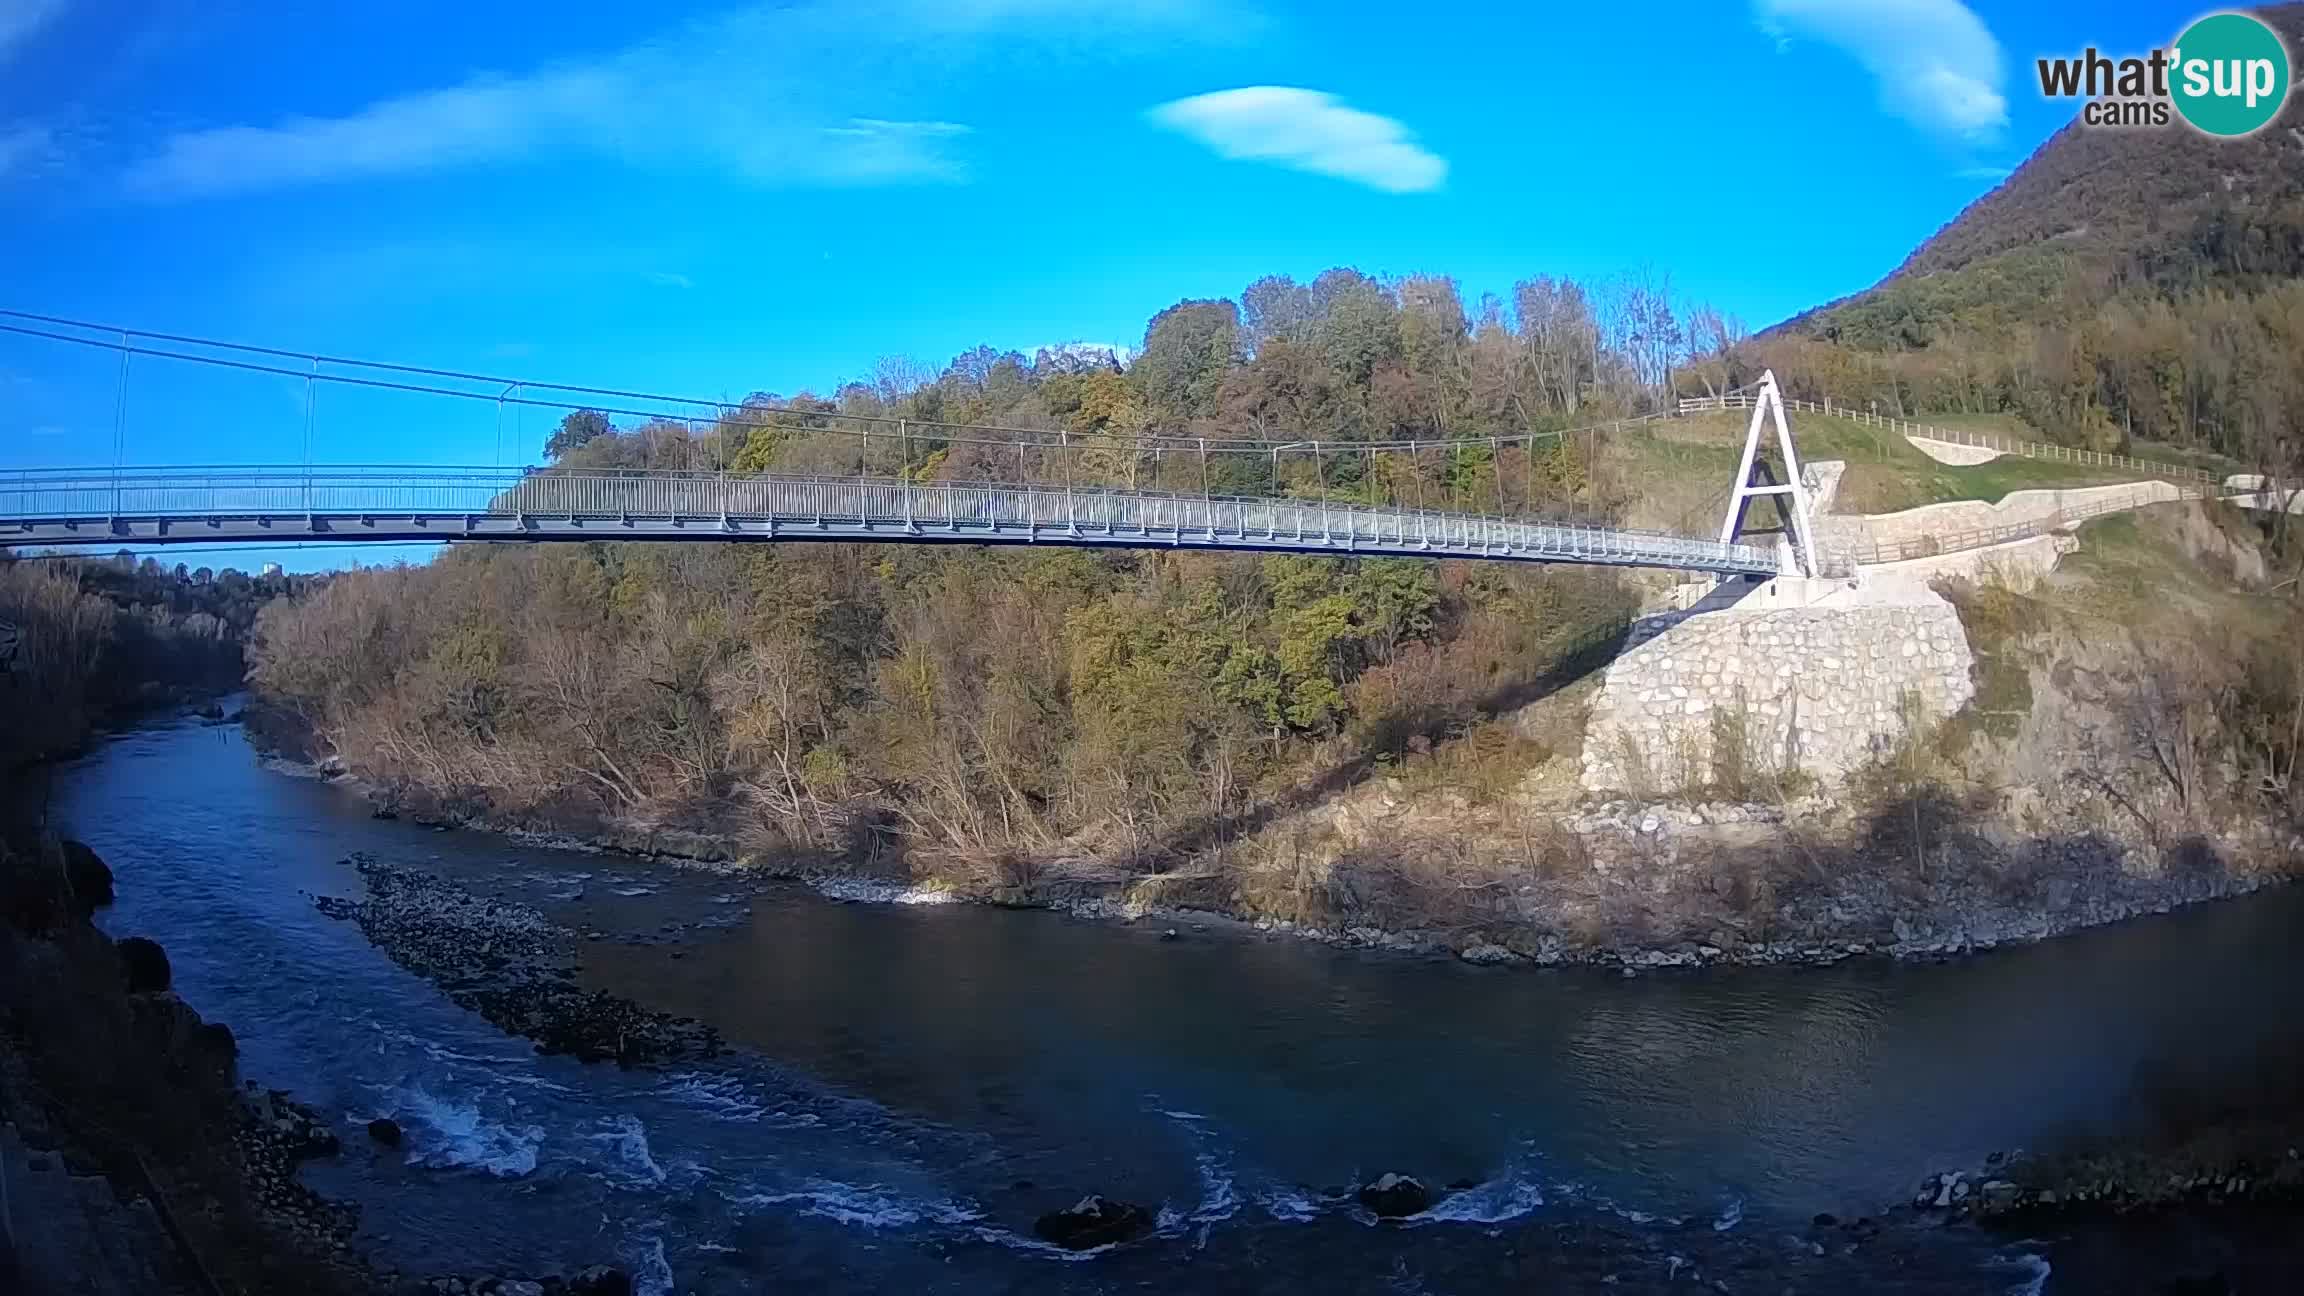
[0,312,1786,576]
[6,311,2269,578]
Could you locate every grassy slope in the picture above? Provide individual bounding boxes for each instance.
[1601,410,2150,529]
[2053,505,2286,629]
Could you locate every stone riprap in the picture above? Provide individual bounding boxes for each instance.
[1580,602,1975,792]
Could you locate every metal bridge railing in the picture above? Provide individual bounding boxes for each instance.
[0,466,1781,575]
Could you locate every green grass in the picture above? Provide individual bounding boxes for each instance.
[1618,411,2148,522]
[1892,409,2242,481]
[2124,439,2245,479]
[1905,411,2040,440]
[2054,506,2289,632]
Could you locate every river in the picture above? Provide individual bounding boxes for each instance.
[48,711,2304,1292]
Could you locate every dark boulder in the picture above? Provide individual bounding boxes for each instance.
[1032,1195,1153,1250]
[368,1117,404,1148]
[568,1266,633,1296]
[1812,1212,1838,1227]
[118,936,172,992]
[59,839,114,911]
[194,1021,238,1061]
[1357,1172,1431,1218]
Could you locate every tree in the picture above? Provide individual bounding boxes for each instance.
[1242,275,1313,354]
[1514,275,1599,414]
[545,408,613,459]
[1135,299,1241,418]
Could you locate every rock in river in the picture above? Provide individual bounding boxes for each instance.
[117,935,172,993]
[59,838,115,912]
[568,1265,635,1296]
[1358,1172,1432,1217]
[368,1117,404,1148]
[1033,1195,1152,1250]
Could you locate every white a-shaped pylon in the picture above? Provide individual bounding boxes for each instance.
[1716,370,1820,576]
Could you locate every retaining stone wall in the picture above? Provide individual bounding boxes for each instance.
[1581,602,1975,793]
[1852,482,2184,550]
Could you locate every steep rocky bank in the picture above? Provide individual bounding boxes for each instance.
[0,829,376,1294]
[0,814,640,1296]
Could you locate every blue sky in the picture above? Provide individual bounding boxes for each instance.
[0,0,2203,569]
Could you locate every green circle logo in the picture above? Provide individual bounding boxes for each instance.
[2170,12,2290,136]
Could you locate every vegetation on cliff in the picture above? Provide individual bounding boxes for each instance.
[0,554,289,768]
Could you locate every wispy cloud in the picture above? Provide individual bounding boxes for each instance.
[1147,87,1445,193]
[0,0,67,64]
[1755,0,2007,139]
[124,0,1198,200]
[645,271,694,289]
[1955,164,2012,181]
[0,123,53,177]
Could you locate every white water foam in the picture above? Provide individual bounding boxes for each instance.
[612,884,658,897]
[379,1083,544,1177]
[1190,1151,1240,1224]
[654,1071,821,1127]
[623,1234,675,1296]
[809,876,957,905]
[1710,1196,1744,1232]
[584,1113,667,1188]
[967,1225,1118,1262]
[1415,1174,1546,1225]
[372,1027,573,1094]
[1993,1253,2052,1296]
[657,1071,765,1121]
[736,1179,982,1229]
[1257,1186,1322,1222]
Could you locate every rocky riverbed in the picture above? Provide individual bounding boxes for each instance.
[312,855,723,1066]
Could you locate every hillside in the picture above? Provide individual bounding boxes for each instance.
[1778,3,2304,351]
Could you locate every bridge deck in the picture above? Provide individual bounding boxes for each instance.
[1,467,1778,575]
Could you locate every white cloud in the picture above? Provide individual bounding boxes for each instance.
[645,271,694,289]
[1955,164,2012,180]
[1756,0,2007,139]
[123,0,1190,200]
[0,0,67,64]
[1147,87,1445,193]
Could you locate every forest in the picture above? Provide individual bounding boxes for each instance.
[0,554,287,767]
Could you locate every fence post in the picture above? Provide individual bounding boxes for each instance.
[1315,440,1329,541]
[900,418,915,531]
[111,334,133,518]
[1062,429,1077,534]
[1198,437,1212,536]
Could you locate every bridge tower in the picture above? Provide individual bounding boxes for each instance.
[1716,370,1821,576]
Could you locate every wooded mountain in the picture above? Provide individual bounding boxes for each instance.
[1746,5,2304,475]
[1778,3,2304,350]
